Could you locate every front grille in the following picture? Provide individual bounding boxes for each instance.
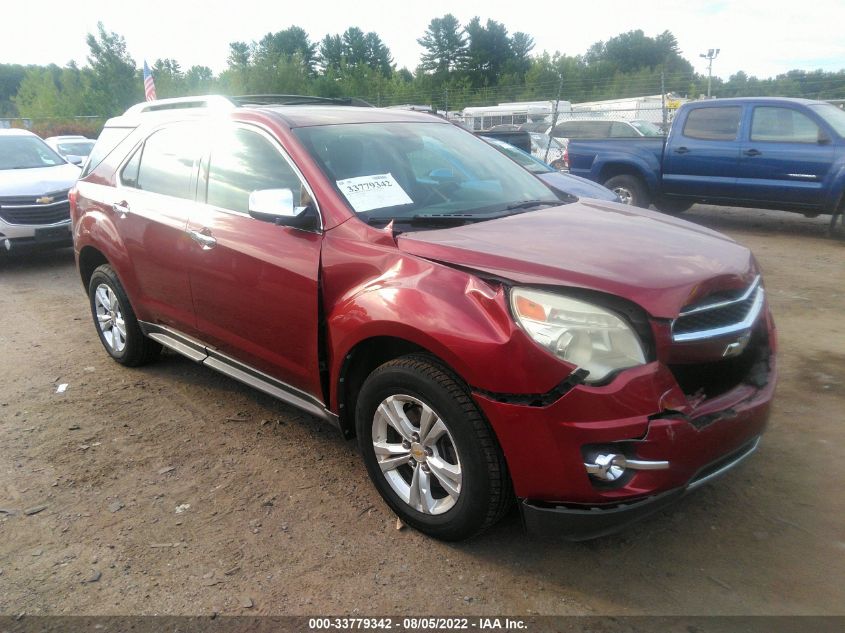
[0,190,69,207]
[672,276,763,342]
[669,324,771,400]
[0,202,70,225]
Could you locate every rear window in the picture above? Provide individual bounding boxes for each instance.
[81,127,133,177]
[682,107,742,141]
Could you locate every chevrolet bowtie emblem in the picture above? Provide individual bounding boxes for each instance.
[35,196,54,204]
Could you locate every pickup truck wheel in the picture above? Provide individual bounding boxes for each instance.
[88,264,161,367]
[604,175,650,208]
[654,199,694,214]
[356,355,513,541]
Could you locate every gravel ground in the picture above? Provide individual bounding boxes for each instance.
[0,205,843,616]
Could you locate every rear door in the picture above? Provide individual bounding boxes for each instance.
[112,123,205,334]
[662,105,743,199]
[736,105,834,207]
[185,122,324,400]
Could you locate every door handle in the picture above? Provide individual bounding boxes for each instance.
[188,228,217,250]
[674,146,689,154]
[112,201,130,218]
[743,149,762,157]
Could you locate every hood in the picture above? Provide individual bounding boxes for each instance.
[0,163,80,197]
[538,171,619,202]
[397,201,756,319]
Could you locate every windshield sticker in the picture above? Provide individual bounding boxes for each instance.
[336,173,413,212]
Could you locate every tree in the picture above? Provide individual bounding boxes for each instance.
[151,58,184,98]
[506,32,535,79]
[318,34,345,73]
[365,32,393,76]
[463,18,513,87]
[253,26,317,76]
[85,22,139,114]
[417,14,467,75]
[184,65,215,94]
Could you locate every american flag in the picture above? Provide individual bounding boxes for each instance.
[143,60,157,102]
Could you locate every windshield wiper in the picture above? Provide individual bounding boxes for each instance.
[503,200,560,211]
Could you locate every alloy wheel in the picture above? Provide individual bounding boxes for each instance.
[371,394,462,515]
[94,283,127,353]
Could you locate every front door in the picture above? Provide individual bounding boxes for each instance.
[185,123,324,400]
[736,105,834,207]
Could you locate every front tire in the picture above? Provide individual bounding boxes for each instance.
[88,264,161,366]
[654,198,694,214]
[356,355,512,541]
[604,174,650,208]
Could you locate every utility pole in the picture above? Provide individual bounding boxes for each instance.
[661,69,667,132]
[699,48,720,98]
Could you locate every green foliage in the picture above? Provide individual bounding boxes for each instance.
[417,14,467,75]
[85,22,140,115]
[7,18,845,129]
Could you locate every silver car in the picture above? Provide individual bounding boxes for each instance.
[0,129,80,252]
[44,135,96,165]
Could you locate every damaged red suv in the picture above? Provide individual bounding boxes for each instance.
[70,96,776,541]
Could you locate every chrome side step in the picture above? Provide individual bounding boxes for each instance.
[139,321,338,426]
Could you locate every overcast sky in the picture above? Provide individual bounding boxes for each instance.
[3,0,843,80]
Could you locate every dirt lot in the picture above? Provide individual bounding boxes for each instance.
[0,205,843,616]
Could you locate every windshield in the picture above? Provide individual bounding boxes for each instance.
[294,122,559,223]
[56,141,95,157]
[630,120,663,136]
[809,104,845,138]
[483,137,551,174]
[0,135,66,170]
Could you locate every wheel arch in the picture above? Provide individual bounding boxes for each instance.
[78,245,110,291]
[334,334,466,440]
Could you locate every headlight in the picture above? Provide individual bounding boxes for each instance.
[510,288,646,383]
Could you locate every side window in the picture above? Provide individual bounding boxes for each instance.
[751,107,820,143]
[136,125,203,199]
[120,146,142,188]
[682,107,742,141]
[206,127,303,214]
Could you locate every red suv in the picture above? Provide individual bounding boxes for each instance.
[71,96,776,541]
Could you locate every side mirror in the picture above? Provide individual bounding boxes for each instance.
[818,130,832,145]
[66,154,84,166]
[248,188,317,230]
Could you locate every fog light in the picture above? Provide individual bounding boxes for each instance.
[3,239,10,252]
[584,453,670,481]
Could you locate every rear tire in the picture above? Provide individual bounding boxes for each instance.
[88,264,161,367]
[356,355,513,541]
[604,174,650,208]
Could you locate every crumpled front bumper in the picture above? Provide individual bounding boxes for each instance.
[520,436,761,541]
[473,343,776,540]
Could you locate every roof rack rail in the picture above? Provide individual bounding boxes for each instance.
[124,95,236,115]
[232,94,373,108]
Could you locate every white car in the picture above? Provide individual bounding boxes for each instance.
[44,135,95,165]
[0,129,80,252]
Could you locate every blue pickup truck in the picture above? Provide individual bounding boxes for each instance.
[567,97,845,231]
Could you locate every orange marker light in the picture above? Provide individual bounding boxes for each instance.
[516,295,546,321]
